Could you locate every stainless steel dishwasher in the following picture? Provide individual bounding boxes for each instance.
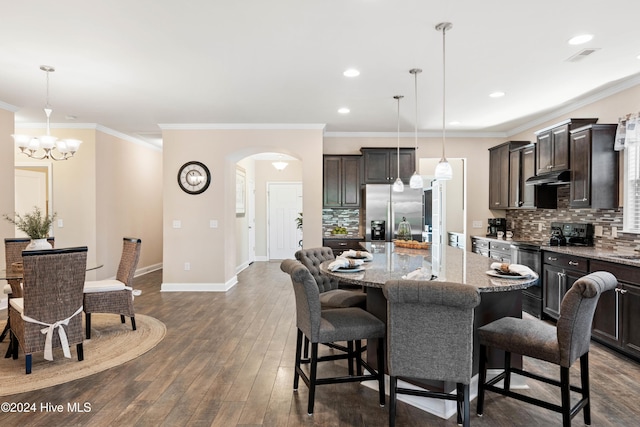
[510,241,543,318]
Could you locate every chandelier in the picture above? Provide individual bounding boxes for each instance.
[12,65,82,161]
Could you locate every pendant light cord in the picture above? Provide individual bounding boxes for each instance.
[396,96,401,176]
[441,24,447,161]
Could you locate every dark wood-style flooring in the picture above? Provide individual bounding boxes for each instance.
[1,261,640,426]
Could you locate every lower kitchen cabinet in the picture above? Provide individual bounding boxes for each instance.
[471,237,489,257]
[322,238,364,257]
[590,260,640,360]
[489,241,511,263]
[541,252,588,320]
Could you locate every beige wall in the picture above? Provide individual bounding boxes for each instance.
[95,131,163,277]
[161,128,323,290]
[0,108,16,274]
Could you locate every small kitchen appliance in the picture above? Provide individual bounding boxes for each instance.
[549,222,594,246]
[487,218,507,237]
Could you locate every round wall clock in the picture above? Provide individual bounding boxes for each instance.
[177,161,211,195]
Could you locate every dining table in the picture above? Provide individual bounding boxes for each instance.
[320,241,539,419]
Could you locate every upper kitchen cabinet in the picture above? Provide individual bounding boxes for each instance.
[509,144,536,209]
[323,155,362,208]
[361,147,415,184]
[569,124,619,209]
[489,141,529,209]
[535,118,598,175]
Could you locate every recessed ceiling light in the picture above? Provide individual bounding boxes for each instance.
[338,107,350,114]
[343,68,360,77]
[489,91,505,98]
[568,34,593,45]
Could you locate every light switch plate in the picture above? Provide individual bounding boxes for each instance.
[472,220,483,228]
[594,225,603,237]
[210,220,218,228]
[57,219,64,228]
[173,220,181,229]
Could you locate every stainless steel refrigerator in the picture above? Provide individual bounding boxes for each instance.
[364,184,424,242]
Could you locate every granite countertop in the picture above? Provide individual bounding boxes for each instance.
[320,242,537,292]
[323,235,364,240]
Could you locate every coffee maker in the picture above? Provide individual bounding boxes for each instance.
[487,218,507,237]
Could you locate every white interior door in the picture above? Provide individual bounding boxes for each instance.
[248,179,256,263]
[14,168,49,237]
[268,182,302,260]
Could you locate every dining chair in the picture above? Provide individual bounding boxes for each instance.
[7,246,87,374]
[83,237,141,339]
[295,247,366,309]
[384,279,481,427]
[1,237,54,344]
[476,271,617,427]
[281,259,386,415]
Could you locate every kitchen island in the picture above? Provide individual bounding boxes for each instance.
[320,242,538,419]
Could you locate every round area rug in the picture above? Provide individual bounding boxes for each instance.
[0,313,166,396]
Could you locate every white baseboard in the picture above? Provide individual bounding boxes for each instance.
[161,275,238,292]
[255,256,269,262]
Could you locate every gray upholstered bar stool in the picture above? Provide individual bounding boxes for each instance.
[384,279,480,427]
[295,247,366,309]
[281,259,385,416]
[476,271,617,427]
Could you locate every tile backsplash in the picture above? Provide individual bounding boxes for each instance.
[322,208,361,237]
[506,186,639,253]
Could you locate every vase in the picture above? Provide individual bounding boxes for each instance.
[26,238,53,251]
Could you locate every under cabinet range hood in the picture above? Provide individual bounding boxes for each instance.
[525,170,570,186]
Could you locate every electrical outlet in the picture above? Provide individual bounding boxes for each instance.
[472,220,483,228]
[184,262,190,271]
[538,223,543,232]
[594,225,603,237]
[611,226,618,238]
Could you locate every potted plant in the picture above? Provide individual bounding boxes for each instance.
[3,206,56,250]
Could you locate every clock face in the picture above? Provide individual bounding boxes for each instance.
[177,161,211,194]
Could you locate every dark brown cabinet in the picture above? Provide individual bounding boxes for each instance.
[489,141,529,209]
[361,148,415,184]
[509,144,537,208]
[569,124,618,209]
[542,252,588,319]
[590,260,640,360]
[534,118,598,175]
[322,237,364,257]
[323,155,362,208]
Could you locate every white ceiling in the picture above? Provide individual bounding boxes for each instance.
[2,1,639,148]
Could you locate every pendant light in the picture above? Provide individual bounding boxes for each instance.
[392,95,405,193]
[434,22,453,180]
[409,68,424,189]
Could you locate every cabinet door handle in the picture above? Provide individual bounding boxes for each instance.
[581,198,587,201]
[573,135,587,141]
[548,257,558,261]
[568,261,579,266]
[619,289,628,295]
[547,165,553,169]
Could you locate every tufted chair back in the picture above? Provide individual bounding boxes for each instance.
[295,247,339,293]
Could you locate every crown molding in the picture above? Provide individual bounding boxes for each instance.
[14,122,161,150]
[0,100,19,112]
[158,123,326,131]
[323,130,508,139]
